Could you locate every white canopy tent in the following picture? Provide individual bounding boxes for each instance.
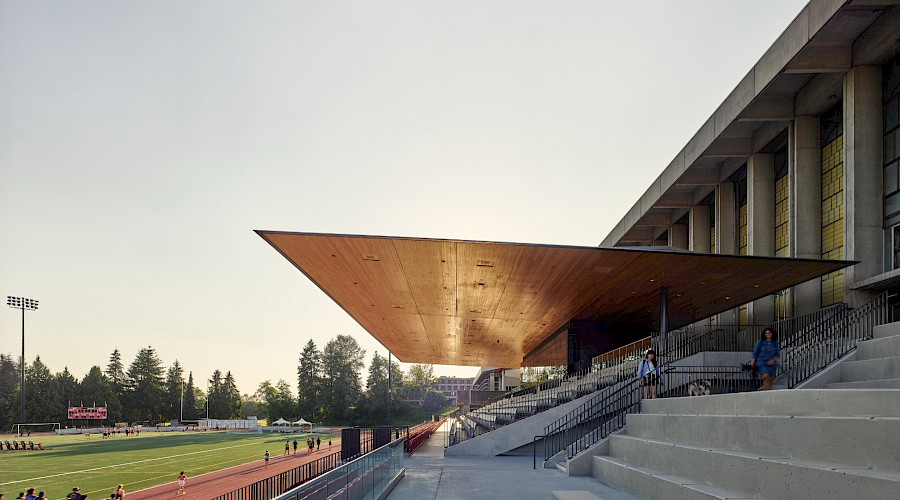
[292,418,314,431]
[272,417,290,426]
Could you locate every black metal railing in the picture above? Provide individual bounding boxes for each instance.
[541,365,759,463]
[780,292,889,388]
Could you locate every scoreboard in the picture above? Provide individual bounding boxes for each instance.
[68,406,107,419]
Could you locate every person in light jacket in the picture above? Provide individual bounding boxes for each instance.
[636,349,660,399]
[750,327,780,390]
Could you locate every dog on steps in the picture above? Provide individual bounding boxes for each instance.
[688,379,711,396]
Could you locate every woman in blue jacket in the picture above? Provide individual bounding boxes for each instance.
[636,349,660,399]
[750,327,780,390]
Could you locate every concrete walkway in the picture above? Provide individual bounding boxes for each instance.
[387,422,639,500]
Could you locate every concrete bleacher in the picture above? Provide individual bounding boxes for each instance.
[589,389,900,499]
[823,322,900,389]
[580,320,900,500]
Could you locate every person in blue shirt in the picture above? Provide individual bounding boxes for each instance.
[750,327,781,390]
[636,349,660,399]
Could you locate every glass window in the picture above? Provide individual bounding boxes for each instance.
[894,224,900,270]
[886,191,900,218]
[887,95,899,132]
[886,162,899,196]
[886,131,896,164]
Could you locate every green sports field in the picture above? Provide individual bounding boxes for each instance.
[0,431,338,500]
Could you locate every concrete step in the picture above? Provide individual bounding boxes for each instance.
[825,378,900,389]
[593,455,754,500]
[555,461,568,474]
[624,413,899,470]
[550,491,601,500]
[856,335,900,360]
[873,322,900,339]
[840,355,900,382]
[641,389,900,417]
[604,435,900,500]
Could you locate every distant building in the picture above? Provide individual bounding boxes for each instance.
[472,368,520,392]
[435,376,475,405]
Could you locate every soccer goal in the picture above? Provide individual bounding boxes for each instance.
[12,422,61,436]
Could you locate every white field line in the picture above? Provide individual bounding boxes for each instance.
[0,439,263,486]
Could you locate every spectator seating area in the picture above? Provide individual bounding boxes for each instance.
[451,352,646,445]
[405,419,444,455]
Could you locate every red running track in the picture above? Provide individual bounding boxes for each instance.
[127,443,341,500]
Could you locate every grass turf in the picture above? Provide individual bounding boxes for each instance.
[0,431,339,500]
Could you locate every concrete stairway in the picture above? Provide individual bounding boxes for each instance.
[590,389,900,500]
[824,322,900,389]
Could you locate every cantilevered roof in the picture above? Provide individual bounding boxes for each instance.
[258,231,851,367]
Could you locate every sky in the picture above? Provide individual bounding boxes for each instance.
[0,0,810,395]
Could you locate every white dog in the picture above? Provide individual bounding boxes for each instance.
[689,379,711,396]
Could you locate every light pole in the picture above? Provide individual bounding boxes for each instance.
[7,296,38,425]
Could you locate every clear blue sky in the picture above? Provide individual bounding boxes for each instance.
[0,0,808,394]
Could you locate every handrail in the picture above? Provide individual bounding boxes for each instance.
[780,292,889,388]
[541,303,868,462]
[545,365,759,460]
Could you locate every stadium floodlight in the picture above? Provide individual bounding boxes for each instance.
[8,296,39,426]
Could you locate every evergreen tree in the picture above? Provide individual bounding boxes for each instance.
[125,347,165,423]
[55,367,79,419]
[164,361,185,422]
[25,356,61,423]
[183,372,198,420]
[208,369,225,418]
[0,355,19,429]
[321,335,365,422]
[297,340,322,420]
[223,371,241,419]
[79,366,122,422]
[105,348,126,397]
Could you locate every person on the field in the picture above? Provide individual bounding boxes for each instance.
[264,450,270,467]
[328,438,332,449]
[112,484,124,499]
[316,437,320,450]
[24,489,35,500]
[177,471,186,495]
[36,493,45,499]
[66,488,81,500]
[284,439,290,455]
[292,439,297,454]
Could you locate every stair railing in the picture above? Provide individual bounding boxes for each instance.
[780,292,889,388]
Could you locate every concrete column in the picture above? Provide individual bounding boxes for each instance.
[689,205,711,253]
[716,182,737,325]
[748,154,776,325]
[844,65,883,306]
[715,182,736,255]
[669,223,688,250]
[793,116,822,315]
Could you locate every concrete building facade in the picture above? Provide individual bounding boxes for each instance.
[601,0,900,324]
[435,376,475,406]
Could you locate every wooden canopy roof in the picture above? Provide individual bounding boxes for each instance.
[257,231,851,367]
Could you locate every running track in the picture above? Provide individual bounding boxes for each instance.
[128,443,340,500]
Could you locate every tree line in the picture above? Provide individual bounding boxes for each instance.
[0,334,450,431]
